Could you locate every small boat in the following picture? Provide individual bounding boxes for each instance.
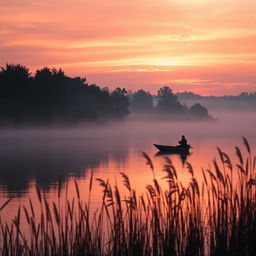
[153,144,191,153]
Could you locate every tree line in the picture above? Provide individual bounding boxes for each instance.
[0,64,129,125]
[129,87,212,119]
[176,91,256,111]
[0,64,211,126]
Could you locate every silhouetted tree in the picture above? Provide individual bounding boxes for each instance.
[156,86,186,114]
[0,64,130,126]
[189,103,211,119]
[131,89,153,112]
[0,64,33,124]
[0,63,214,124]
[177,91,256,111]
[111,87,130,118]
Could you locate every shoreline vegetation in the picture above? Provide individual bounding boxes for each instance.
[0,64,213,127]
[177,91,256,112]
[0,138,256,255]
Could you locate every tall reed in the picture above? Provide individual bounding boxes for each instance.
[0,138,255,256]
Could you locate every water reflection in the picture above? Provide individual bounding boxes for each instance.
[0,136,128,197]
[0,111,255,201]
[155,151,191,165]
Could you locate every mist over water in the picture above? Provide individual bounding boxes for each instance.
[0,111,255,221]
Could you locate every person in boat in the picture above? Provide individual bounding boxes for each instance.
[179,135,187,146]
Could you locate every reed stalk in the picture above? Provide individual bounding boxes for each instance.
[0,138,255,255]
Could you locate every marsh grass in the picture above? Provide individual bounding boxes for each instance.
[0,138,256,255]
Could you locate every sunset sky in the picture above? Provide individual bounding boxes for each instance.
[1,0,256,95]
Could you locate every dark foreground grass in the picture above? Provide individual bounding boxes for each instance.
[0,137,256,256]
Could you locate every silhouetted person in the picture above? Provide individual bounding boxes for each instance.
[179,135,187,146]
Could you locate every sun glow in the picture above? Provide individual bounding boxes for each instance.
[149,57,186,67]
[171,0,224,4]
[0,0,255,94]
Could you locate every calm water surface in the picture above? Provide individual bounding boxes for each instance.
[0,111,255,222]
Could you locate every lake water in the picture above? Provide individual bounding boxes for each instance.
[0,111,255,223]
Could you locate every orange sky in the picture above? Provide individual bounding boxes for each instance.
[0,0,256,95]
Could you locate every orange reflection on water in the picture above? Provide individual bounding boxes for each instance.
[0,113,255,233]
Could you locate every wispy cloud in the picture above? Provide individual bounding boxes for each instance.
[0,0,256,95]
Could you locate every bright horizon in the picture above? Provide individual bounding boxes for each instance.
[1,0,256,96]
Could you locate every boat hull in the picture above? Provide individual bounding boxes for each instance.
[153,144,191,152]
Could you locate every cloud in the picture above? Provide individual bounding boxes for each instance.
[0,0,256,95]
